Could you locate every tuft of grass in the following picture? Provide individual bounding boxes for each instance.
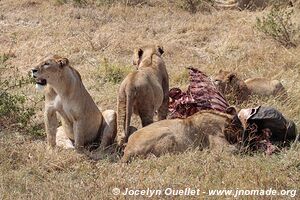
[55,0,67,5]
[175,0,214,13]
[0,52,16,68]
[73,0,86,4]
[256,4,297,48]
[172,69,189,86]
[0,54,10,65]
[55,0,86,6]
[268,0,294,8]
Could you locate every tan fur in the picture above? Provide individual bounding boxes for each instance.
[117,45,169,146]
[121,110,239,163]
[214,70,287,103]
[31,55,117,151]
[244,77,287,97]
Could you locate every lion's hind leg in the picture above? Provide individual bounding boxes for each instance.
[100,110,117,149]
[56,126,74,149]
[121,130,176,163]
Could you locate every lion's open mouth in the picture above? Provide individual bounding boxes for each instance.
[36,78,47,86]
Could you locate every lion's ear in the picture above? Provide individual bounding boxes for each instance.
[227,73,236,82]
[138,48,143,58]
[133,48,143,66]
[226,106,237,115]
[58,58,69,68]
[157,46,164,55]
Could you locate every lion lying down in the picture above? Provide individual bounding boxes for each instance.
[31,55,117,151]
[214,70,287,103]
[121,109,241,162]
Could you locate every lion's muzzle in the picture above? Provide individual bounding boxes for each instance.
[31,69,47,91]
[31,69,47,86]
[31,69,38,78]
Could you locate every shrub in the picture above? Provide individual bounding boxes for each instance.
[0,79,36,130]
[0,54,41,136]
[256,5,297,48]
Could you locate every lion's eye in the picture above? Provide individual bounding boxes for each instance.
[42,62,51,69]
[214,80,221,85]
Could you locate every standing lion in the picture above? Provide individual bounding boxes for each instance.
[117,45,169,146]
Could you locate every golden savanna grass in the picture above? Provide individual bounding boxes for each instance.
[0,0,300,199]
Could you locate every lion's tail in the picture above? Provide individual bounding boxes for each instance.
[117,84,135,143]
[125,88,134,138]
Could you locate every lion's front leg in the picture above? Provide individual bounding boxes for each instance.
[44,107,58,147]
[73,120,85,151]
[89,110,117,160]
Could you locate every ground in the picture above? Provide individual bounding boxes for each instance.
[0,0,299,199]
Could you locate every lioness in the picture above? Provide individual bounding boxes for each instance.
[214,70,287,103]
[117,45,169,146]
[31,55,116,151]
[121,109,241,163]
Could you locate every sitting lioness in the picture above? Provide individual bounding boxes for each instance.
[31,55,117,151]
[214,70,287,103]
[117,45,169,146]
[121,109,241,163]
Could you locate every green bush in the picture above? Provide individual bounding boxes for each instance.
[0,54,41,136]
[97,58,132,84]
[0,82,36,130]
[256,5,297,48]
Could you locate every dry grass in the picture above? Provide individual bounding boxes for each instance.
[0,0,300,199]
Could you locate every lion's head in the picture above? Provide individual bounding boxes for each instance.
[31,55,69,90]
[214,70,241,94]
[132,45,164,69]
[214,70,251,103]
